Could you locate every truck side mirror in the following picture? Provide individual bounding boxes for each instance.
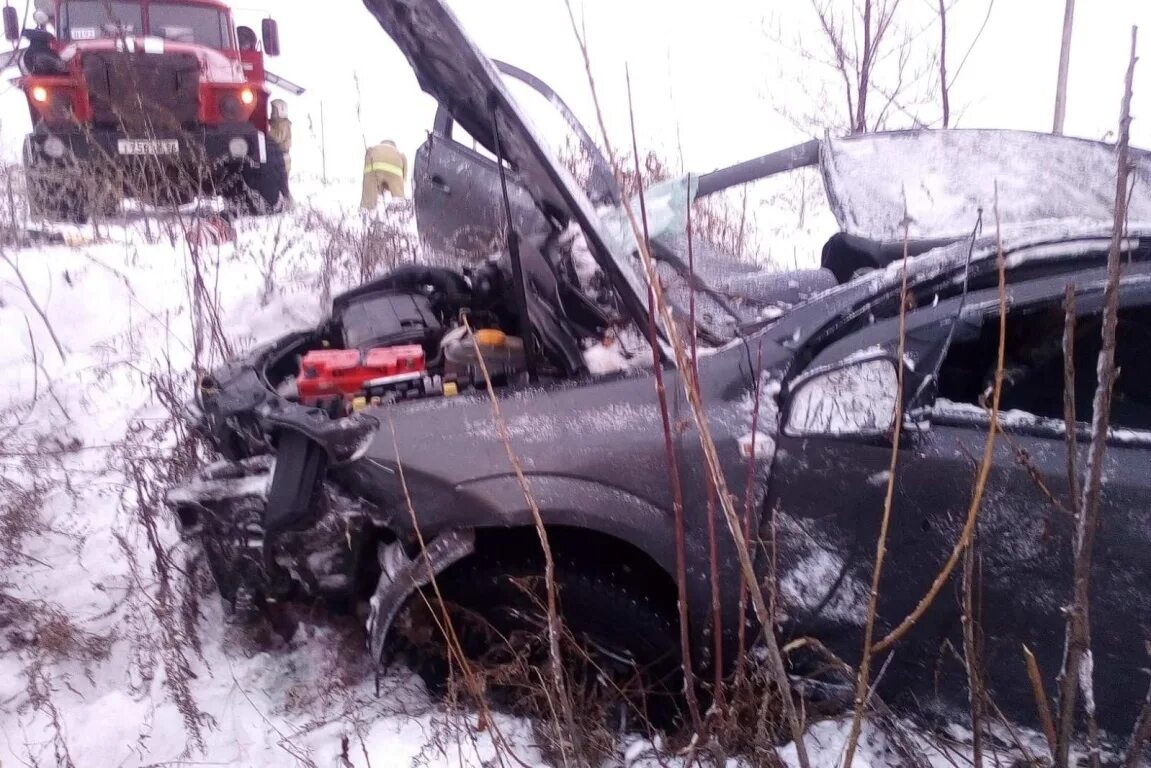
[261,17,280,57]
[3,6,20,42]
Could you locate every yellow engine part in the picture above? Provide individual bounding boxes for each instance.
[474,328,507,347]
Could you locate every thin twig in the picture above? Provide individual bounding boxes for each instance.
[873,193,1009,656]
[736,342,766,690]
[625,67,702,734]
[1023,644,1059,759]
[961,541,984,768]
[1063,286,1080,520]
[1055,26,1138,768]
[842,194,913,768]
[937,0,950,127]
[386,418,510,766]
[2,251,67,361]
[462,316,578,765]
[23,314,39,408]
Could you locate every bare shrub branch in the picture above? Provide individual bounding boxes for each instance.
[626,66,702,734]
[842,196,912,768]
[462,315,579,763]
[1055,26,1139,768]
[1023,644,1059,758]
[562,5,810,765]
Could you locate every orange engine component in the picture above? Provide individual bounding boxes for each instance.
[297,346,425,404]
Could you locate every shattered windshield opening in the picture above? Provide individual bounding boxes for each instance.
[594,174,746,345]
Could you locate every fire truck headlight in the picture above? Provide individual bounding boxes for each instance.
[43,136,66,159]
[31,86,49,103]
[228,137,249,159]
[239,88,255,106]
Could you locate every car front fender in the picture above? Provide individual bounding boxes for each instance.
[378,472,726,649]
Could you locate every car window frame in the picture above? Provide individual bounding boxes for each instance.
[921,274,1151,443]
[431,60,619,206]
[781,260,1151,445]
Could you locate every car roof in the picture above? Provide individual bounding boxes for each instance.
[757,225,1151,352]
[820,129,1151,243]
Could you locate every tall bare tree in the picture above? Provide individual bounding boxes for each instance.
[773,0,995,135]
[939,0,951,127]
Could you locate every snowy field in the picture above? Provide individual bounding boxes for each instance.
[0,183,743,766]
[0,181,558,767]
[0,176,1073,768]
[3,0,1147,764]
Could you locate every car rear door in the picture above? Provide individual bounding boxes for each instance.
[766,268,1151,733]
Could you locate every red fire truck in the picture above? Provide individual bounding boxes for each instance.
[5,0,289,220]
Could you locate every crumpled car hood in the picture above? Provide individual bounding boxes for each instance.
[360,0,655,336]
[822,129,1151,242]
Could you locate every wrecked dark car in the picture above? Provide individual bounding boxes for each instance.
[167,0,1151,740]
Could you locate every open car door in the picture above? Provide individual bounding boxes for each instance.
[413,60,619,263]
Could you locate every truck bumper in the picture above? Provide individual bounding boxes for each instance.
[24,124,265,170]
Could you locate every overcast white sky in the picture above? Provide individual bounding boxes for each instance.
[0,1,1147,215]
[235,0,1151,184]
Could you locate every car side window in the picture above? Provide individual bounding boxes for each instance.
[444,120,503,166]
[933,298,1151,431]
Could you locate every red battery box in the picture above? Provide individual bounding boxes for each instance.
[297,345,425,405]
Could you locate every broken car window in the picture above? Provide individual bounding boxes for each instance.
[935,300,1151,431]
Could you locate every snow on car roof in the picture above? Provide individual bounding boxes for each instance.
[821,129,1151,242]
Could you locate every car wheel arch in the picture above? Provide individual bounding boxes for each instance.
[384,523,688,664]
[376,478,694,632]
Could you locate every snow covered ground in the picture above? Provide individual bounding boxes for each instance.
[1,0,1124,761]
[0,178,590,766]
[0,173,898,767]
[0,169,1071,766]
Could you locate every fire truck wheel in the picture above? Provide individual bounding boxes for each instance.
[26,175,85,223]
[230,141,288,215]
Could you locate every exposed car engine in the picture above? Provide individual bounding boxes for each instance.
[288,264,532,414]
[169,238,626,624]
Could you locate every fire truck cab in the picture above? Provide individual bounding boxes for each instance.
[7,0,288,220]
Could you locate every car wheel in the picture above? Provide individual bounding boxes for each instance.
[395,551,684,730]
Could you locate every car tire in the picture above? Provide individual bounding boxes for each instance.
[395,550,684,729]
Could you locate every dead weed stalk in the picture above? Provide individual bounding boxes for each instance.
[562,4,809,763]
[626,68,702,734]
[462,315,581,765]
[1054,26,1139,768]
[841,206,914,768]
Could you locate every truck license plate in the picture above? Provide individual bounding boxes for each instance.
[117,139,179,156]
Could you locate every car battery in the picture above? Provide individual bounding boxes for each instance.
[297,345,425,405]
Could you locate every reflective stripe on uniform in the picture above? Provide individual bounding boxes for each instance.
[365,161,404,176]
